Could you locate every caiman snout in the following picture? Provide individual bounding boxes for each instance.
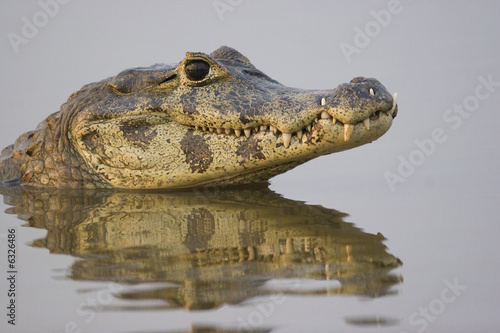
[258,76,397,145]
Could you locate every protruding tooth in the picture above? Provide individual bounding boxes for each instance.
[282,132,292,148]
[225,128,232,135]
[297,130,303,140]
[235,129,242,137]
[260,125,267,132]
[202,126,208,131]
[332,118,337,125]
[321,97,327,106]
[244,128,251,138]
[369,88,375,96]
[217,128,223,134]
[269,125,275,133]
[321,111,332,119]
[390,92,398,116]
[344,124,354,141]
[307,124,312,132]
[209,127,214,133]
[363,118,370,130]
[195,126,199,130]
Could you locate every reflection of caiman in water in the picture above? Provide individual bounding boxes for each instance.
[0,185,401,310]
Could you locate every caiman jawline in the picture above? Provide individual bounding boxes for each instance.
[189,92,398,148]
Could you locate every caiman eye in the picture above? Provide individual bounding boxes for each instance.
[185,60,211,81]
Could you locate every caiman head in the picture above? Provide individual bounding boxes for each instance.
[1,46,397,189]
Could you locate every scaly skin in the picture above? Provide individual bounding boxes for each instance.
[0,46,397,189]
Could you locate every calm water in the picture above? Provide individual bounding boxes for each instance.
[1,1,499,332]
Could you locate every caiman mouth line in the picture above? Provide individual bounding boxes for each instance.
[189,92,398,148]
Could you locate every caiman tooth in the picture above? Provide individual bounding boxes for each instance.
[202,126,208,131]
[195,126,199,130]
[369,88,375,96]
[209,127,214,133]
[332,118,337,125]
[235,129,242,137]
[216,128,223,134]
[321,111,332,119]
[344,124,354,141]
[307,124,312,132]
[225,128,232,135]
[282,132,292,148]
[269,125,275,133]
[363,118,370,130]
[260,125,267,132]
[296,130,303,140]
[390,92,398,116]
[321,97,327,106]
[244,128,251,138]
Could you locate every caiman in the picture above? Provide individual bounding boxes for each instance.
[0,46,397,189]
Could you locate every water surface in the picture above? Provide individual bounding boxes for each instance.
[0,1,499,332]
[1,185,401,331]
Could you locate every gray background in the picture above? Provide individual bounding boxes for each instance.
[0,1,499,332]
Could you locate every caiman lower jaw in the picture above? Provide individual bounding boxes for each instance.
[186,93,398,148]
